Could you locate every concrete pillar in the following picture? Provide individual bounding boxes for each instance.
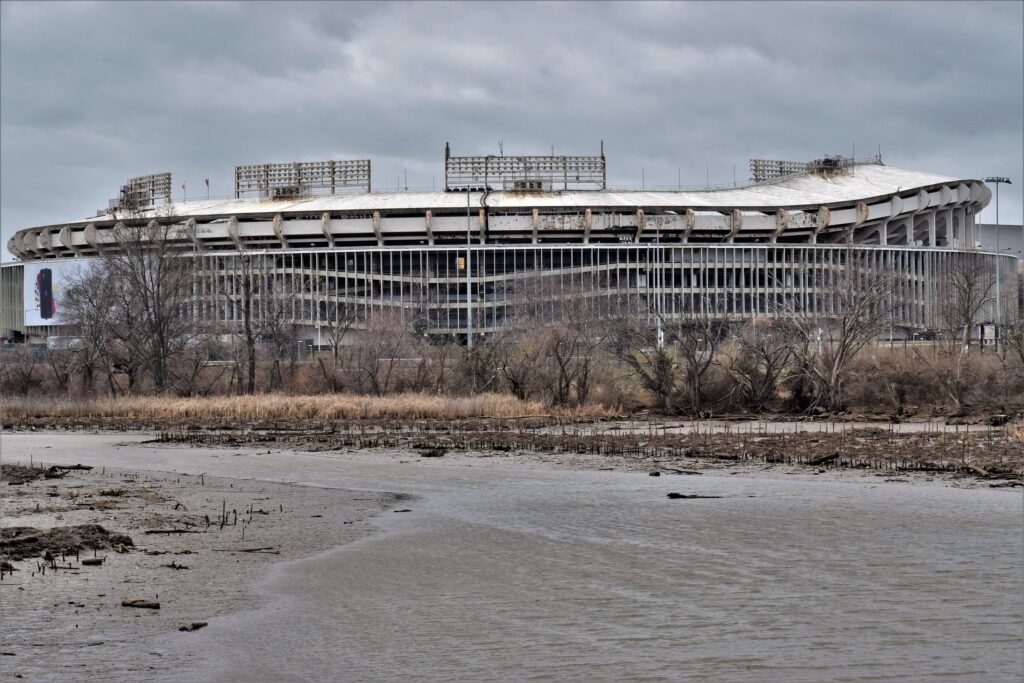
[59,226,79,254]
[683,209,695,243]
[321,213,334,247]
[187,218,203,252]
[371,211,382,246]
[272,213,286,247]
[227,216,242,250]
[927,210,936,247]
[726,210,742,243]
[810,207,830,244]
[84,223,99,251]
[424,211,434,245]
[771,209,787,243]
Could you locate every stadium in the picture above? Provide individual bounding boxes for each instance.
[0,145,1017,344]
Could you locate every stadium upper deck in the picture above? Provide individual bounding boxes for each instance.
[6,160,991,259]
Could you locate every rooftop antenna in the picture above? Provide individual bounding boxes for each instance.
[499,141,503,156]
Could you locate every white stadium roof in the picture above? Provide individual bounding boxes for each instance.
[68,163,960,225]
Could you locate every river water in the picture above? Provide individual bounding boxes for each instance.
[5,434,1022,681]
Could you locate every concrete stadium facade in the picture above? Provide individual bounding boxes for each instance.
[1,158,1018,342]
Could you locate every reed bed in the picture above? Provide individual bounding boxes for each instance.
[0,393,615,422]
[154,423,1024,478]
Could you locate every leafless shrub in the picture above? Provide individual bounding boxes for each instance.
[353,311,415,396]
[719,321,798,411]
[494,327,545,401]
[0,346,44,395]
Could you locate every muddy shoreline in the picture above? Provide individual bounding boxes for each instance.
[146,417,1023,485]
[5,414,1022,484]
[0,460,398,681]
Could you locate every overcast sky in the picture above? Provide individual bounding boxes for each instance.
[2,0,1022,260]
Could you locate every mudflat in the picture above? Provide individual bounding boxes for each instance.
[0,441,397,681]
[2,432,1022,682]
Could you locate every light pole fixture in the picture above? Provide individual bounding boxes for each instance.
[983,176,1011,348]
[465,189,473,349]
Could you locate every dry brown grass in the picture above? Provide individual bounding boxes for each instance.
[0,393,615,422]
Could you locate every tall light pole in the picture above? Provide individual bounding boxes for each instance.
[984,176,1011,347]
[466,189,473,349]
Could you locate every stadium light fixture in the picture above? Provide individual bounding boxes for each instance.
[983,176,1011,347]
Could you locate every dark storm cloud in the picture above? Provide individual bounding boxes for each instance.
[2,0,1021,257]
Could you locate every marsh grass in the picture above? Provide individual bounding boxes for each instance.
[0,393,615,422]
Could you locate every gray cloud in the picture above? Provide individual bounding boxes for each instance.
[2,0,1021,258]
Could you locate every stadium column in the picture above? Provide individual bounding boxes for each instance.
[372,211,383,246]
[228,216,242,250]
[810,207,830,244]
[726,210,742,243]
[771,209,787,243]
[321,213,334,247]
[927,210,936,247]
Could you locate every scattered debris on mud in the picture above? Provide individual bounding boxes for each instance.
[0,524,133,562]
[151,417,1024,481]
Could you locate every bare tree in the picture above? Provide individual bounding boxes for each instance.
[44,346,76,393]
[316,300,360,392]
[939,254,996,352]
[607,296,728,415]
[664,301,729,415]
[534,293,604,407]
[63,221,196,394]
[218,251,263,394]
[1001,299,1024,368]
[99,221,197,392]
[63,255,137,395]
[783,250,901,413]
[458,341,500,395]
